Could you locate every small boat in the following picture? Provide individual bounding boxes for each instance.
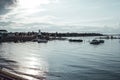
[38,39,48,43]
[90,40,104,44]
[99,40,104,43]
[69,39,83,42]
[90,40,100,44]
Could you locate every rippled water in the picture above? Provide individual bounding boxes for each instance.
[0,37,120,80]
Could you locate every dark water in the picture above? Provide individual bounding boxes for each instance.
[0,37,120,80]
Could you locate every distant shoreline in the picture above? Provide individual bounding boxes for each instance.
[0,29,120,42]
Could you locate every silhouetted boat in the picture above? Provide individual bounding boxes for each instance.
[37,39,48,43]
[90,40,104,44]
[90,40,100,44]
[69,39,83,42]
[99,40,104,43]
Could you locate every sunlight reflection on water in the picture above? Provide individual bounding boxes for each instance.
[0,37,120,80]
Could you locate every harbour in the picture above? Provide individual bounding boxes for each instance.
[0,37,120,80]
[0,0,120,80]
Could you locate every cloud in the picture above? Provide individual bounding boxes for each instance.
[0,0,17,15]
[0,0,120,33]
[0,20,120,33]
[0,0,17,8]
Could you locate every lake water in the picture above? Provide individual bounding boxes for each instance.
[0,37,120,80]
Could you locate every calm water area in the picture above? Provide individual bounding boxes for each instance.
[0,37,120,80]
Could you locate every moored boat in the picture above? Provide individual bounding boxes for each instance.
[69,39,83,42]
[38,39,48,43]
[99,40,104,43]
[90,40,100,44]
[90,39,104,45]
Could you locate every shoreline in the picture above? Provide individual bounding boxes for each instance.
[0,29,119,43]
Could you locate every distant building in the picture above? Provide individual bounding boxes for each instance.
[38,29,41,36]
[7,32,15,37]
[38,29,42,39]
[0,30,8,40]
[0,30,8,34]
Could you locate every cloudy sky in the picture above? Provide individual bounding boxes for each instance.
[0,0,120,33]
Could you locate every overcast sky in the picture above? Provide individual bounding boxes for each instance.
[0,0,120,33]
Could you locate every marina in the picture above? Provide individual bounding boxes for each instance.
[0,37,120,80]
[0,0,120,80]
[90,40,105,45]
[0,30,119,79]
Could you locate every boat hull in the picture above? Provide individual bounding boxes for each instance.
[69,39,83,42]
[38,39,48,43]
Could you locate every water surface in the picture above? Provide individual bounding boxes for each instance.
[0,37,120,80]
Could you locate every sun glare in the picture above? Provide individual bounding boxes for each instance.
[18,0,50,9]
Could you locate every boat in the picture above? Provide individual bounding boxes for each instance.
[90,40,100,44]
[38,39,48,43]
[90,40,104,44]
[69,39,83,42]
[99,40,104,43]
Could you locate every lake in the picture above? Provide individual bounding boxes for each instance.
[0,37,120,80]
